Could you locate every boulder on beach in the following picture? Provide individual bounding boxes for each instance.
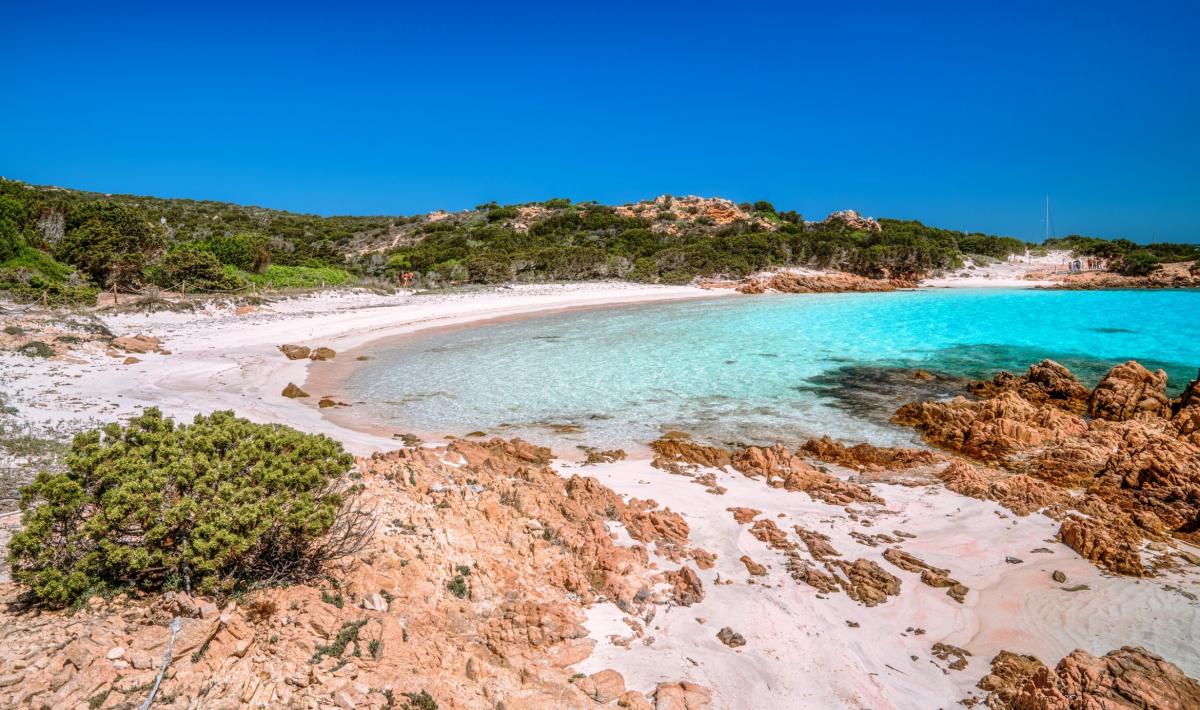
[279,344,311,360]
[282,383,309,398]
[310,346,336,361]
[113,333,167,354]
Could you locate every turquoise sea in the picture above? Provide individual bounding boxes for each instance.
[340,290,1200,450]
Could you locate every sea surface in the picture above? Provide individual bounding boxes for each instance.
[339,289,1200,451]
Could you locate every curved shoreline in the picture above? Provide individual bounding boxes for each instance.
[302,292,732,454]
[0,283,729,459]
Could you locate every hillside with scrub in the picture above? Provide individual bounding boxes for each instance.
[1,177,1196,305]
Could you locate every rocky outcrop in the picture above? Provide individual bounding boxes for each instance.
[967,360,1090,414]
[828,559,901,606]
[734,271,911,295]
[936,460,1068,517]
[882,547,968,603]
[1088,361,1171,422]
[894,391,1087,462]
[1046,260,1200,290]
[653,438,881,507]
[652,681,712,709]
[727,507,761,524]
[739,555,767,576]
[897,359,1200,576]
[1056,513,1147,577]
[793,526,840,561]
[650,438,731,472]
[0,438,712,709]
[281,382,309,398]
[799,436,939,472]
[113,333,167,354]
[310,346,337,361]
[823,209,882,233]
[278,343,311,360]
[980,646,1200,710]
[731,444,882,506]
[662,566,705,606]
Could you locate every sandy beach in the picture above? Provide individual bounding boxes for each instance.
[1,282,725,457]
[2,278,1198,708]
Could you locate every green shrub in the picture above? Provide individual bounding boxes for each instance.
[446,574,468,599]
[401,691,438,710]
[18,341,56,358]
[205,232,271,273]
[7,408,371,607]
[0,244,99,304]
[1114,250,1161,276]
[486,205,519,222]
[56,201,163,288]
[0,217,20,263]
[147,244,238,291]
[240,265,355,289]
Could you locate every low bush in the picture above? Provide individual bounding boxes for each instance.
[18,341,55,358]
[1114,250,1161,277]
[7,408,373,607]
[239,265,356,290]
[146,244,238,292]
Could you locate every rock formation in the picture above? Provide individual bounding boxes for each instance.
[0,438,712,709]
[279,343,311,360]
[113,333,168,354]
[895,359,1200,576]
[882,547,968,603]
[799,436,939,472]
[281,382,310,398]
[1088,360,1171,422]
[966,360,1090,414]
[822,209,882,233]
[979,646,1200,709]
[733,271,912,295]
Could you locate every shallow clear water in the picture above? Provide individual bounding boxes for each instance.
[341,290,1200,451]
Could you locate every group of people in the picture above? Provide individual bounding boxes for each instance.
[1062,256,1109,273]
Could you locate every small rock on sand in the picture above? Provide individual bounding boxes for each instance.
[282,383,310,398]
[279,344,310,360]
[717,627,746,648]
[1052,570,1067,583]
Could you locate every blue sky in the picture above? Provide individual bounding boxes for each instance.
[4,1,1198,241]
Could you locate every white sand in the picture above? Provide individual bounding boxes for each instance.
[564,456,1200,709]
[919,250,1071,289]
[0,283,725,455]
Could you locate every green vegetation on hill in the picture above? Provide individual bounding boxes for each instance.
[7,409,370,607]
[1044,235,1200,277]
[0,178,385,304]
[0,177,1195,302]
[378,206,1032,285]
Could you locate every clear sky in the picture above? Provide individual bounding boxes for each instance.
[4,1,1198,242]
